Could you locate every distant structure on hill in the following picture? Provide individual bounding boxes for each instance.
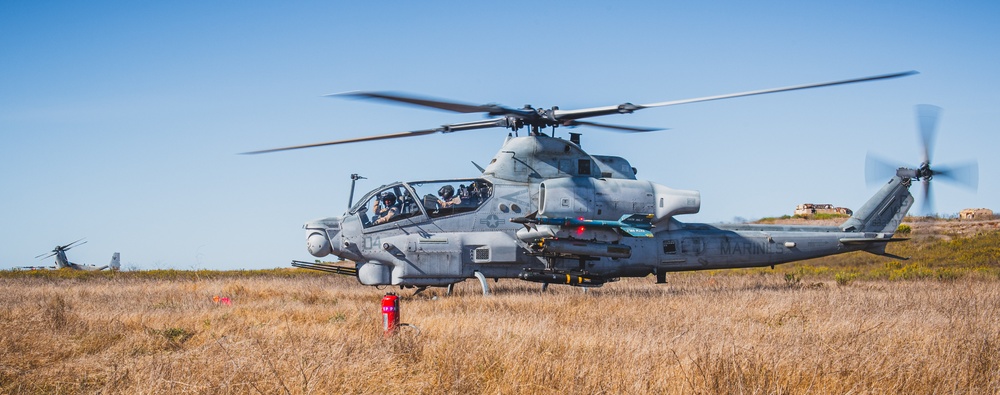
[959,208,993,220]
[794,203,853,216]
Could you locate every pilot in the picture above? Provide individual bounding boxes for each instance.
[373,192,400,225]
[436,185,461,208]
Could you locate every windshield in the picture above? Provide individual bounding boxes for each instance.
[352,179,493,227]
[353,184,421,228]
[408,179,493,218]
[409,179,493,218]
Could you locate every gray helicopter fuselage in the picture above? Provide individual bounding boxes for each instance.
[304,135,914,288]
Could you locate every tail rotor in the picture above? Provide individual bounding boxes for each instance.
[865,105,978,216]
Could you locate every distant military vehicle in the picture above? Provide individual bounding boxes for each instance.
[27,239,121,271]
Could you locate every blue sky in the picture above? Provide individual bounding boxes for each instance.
[2,1,997,270]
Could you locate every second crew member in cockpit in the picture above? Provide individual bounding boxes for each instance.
[373,192,399,225]
[436,185,461,209]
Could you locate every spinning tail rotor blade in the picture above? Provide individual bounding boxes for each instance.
[865,152,905,187]
[921,179,934,216]
[916,104,941,165]
[934,161,979,191]
[869,105,978,216]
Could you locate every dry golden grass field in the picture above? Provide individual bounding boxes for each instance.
[3,223,999,394]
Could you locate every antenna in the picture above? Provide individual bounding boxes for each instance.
[348,174,366,208]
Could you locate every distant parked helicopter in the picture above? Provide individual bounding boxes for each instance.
[248,71,974,295]
[26,239,121,271]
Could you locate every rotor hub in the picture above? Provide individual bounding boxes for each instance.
[916,162,934,180]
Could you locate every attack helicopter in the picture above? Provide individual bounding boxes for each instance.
[247,70,975,295]
[26,239,121,271]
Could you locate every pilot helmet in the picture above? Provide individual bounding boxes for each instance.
[380,192,397,205]
[438,185,454,200]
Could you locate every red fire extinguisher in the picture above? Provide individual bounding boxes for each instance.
[382,293,400,337]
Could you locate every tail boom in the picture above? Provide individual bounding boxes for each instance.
[840,176,914,234]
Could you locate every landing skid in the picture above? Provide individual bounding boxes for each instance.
[474,271,491,296]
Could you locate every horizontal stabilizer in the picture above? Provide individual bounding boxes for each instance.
[839,238,910,260]
[838,237,909,245]
[865,250,909,260]
[864,243,910,261]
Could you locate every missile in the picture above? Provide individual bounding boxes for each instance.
[511,213,655,238]
[518,271,608,287]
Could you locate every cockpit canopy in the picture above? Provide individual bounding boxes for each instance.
[351,179,494,228]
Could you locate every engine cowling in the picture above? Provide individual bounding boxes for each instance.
[539,177,699,223]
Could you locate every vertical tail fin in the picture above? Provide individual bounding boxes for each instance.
[110,253,121,271]
[840,176,914,234]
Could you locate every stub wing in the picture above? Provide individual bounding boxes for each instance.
[619,226,654,238]
[838,237,909,245]
[511,213,655,238]
[617,214,655,238]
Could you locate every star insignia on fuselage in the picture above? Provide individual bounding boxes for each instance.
[481,214,503,228]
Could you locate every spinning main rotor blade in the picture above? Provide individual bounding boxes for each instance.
[241,118,510,154]
[337,71,918,123]
[334,91,510,114]
[34,238,86,259]
[63,238,87,250]
[554,71,918,121]
[644,71,918,108]
[247,70,916,154]
[241,128,443,154]
[563,120,664,132]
